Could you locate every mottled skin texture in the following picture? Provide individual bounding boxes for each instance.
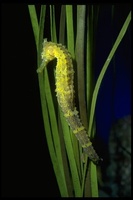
[37,39,100,164]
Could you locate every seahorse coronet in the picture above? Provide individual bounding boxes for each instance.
[37,39,101,164]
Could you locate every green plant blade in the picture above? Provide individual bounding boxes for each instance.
[90,162,99,197]
[66,5,74,57]
[28,5,39,50]
[59,5,66,44]
[59,110,82,197]
[50,5,57,42]
[45,68,69,196]
[88,11,131,135]
[75,5,87,129]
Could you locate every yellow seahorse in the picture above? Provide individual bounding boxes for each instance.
[37,38,101,165]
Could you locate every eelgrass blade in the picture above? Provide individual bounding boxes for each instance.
[28,5,39,50]
[88,11,131,135]
[59,5,66,44]
[39,76,67,197]
[81,122,98,197]
[89,121,98,197]
[84,165,91,197]
[75,7,92,196]
[59,110,82,197]
[85,6,101,198]
[75,5,87,129]
[39,69,71,197]
[57,118,74,197]
[66,5,75,57]
[44,68,69,196]
[38,5,46,67]
[85,11,131,197]
[90,162,99,197]
[50,5,57,42]
[66,4,83,189]
[86,6,93,115]
[58,5,76,196]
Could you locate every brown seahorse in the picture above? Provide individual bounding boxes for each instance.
[37,38,101,165]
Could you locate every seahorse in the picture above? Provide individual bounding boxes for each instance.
[37,38,101,165]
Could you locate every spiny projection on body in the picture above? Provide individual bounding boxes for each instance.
[37,38,102,165]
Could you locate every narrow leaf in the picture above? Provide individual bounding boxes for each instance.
[28,5,39,50]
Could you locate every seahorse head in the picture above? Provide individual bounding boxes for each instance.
[41,39,56,63]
